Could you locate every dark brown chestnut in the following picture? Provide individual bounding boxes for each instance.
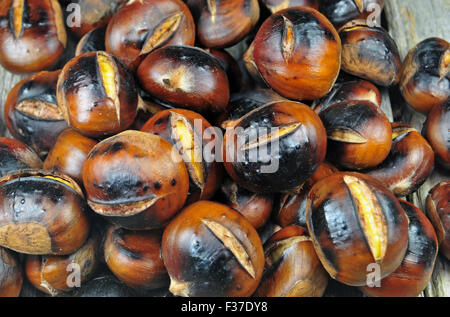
[141,109,223,204]
[204,48,243,94]
[82,130,189,230]
[104,227,169,291]
[360,200,438,297]
[400,38,449,114]
[262,0,318,14]
[306,172,409,286]
[245,7,341,100]
[425,181,450,260]
[0,137,42,178]
[367,123,434,197]
[105,0,195,71]
[223,100,327,193]
[4,70,68,158]
[25,228,102,296]
[312,79,382,114]
[0,169,90,255]
[75,26,106,56]
[162,201,264,297]
[186,0,260,48]
[221,178,273,229]
[137,45,230,115]
[43,128,98,186]
[423,99,450,170]
[74,273,135,297]
[339,20,402,87]
[0,247,23,297]
[255,225,328,297]
[319,100,392,170]
[57,51,138,138]
[0,0,67,73]
[319,0,385,28]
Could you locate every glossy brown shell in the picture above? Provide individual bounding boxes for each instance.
[250,7,341,100]
[0,247,23,297]
[320,0,385,28]
[162,201,264,297]
[0,0,67,73]
[306,172,409,286]
[82,130,189,230]
[424,99,450,170]
[75,26,107,56]
[0,137,42,178]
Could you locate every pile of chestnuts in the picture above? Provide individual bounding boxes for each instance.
[0,0,448,298]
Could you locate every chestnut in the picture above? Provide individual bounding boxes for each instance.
[204,48,243,94]
[255,225,328,297]
[137,46,230,115]
[312,79,382,114]
[423,99,450,170]
[360,200,438,297]
[0,169,90,255]
[141,109,222,203]
[0,0,67,73]
[82,130,189,230]
[245,7,341,100]
[275,162,338,228]
[306,172,409,286]
[367,123,434,197]
[186,0,260,48]
[162,201,264,297]
[25,228,102,296]
[104,227,169,291]
[64,0,126,38]
[43,129,98,186]
[262,0,318,14]
[339,20,402,87]
[105,0,195,71]
[223,101,327,193]
[74,273,135,297]
[75,26,107,56]
[4,70,68,158]
[57,51,138,138]
[399,38,449,114]
[319,100,392,170]
[0,137,42,178]
[319,0,385,28]
[425,181,450,260]
[0,247,23,297]
[221,178,273,229]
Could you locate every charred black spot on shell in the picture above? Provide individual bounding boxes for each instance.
[103,142,125,155]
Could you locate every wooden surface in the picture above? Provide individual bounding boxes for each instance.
[0,0,448,297]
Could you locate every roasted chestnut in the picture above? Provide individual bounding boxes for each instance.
[104,227,169,291]
[319,0,385,28]
[138,46,230,115]
[262,0,318,14]
[423,99,450,170]
[204,48,243,94]
[306,172,409,286]
[186,0,260,48]
[0,170,90,255]
[82,130,189,230]
[64,0,126,38]
[255,225,328,297]
[162,201,264,297]
[74,273,135,297]
[425,181,450,260]
[43,129,98,186]
[319,100,392,170]
[0,137,42,178]
[0,247,23,297]
[339,20,402,87]
[75,26,106,56]
[141,109,222,203]
[245,7,341,100]
[0,0,67,73]
[25,228,102,296]
[221,178,273,229]
[400,38,449,114]
[105,0,195,71]
[360,200,438,297]
[223,101,327,193]
[4,70,68,158]
[312,79,382,114]
[57,51,138,138]
[367,123,434,197]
